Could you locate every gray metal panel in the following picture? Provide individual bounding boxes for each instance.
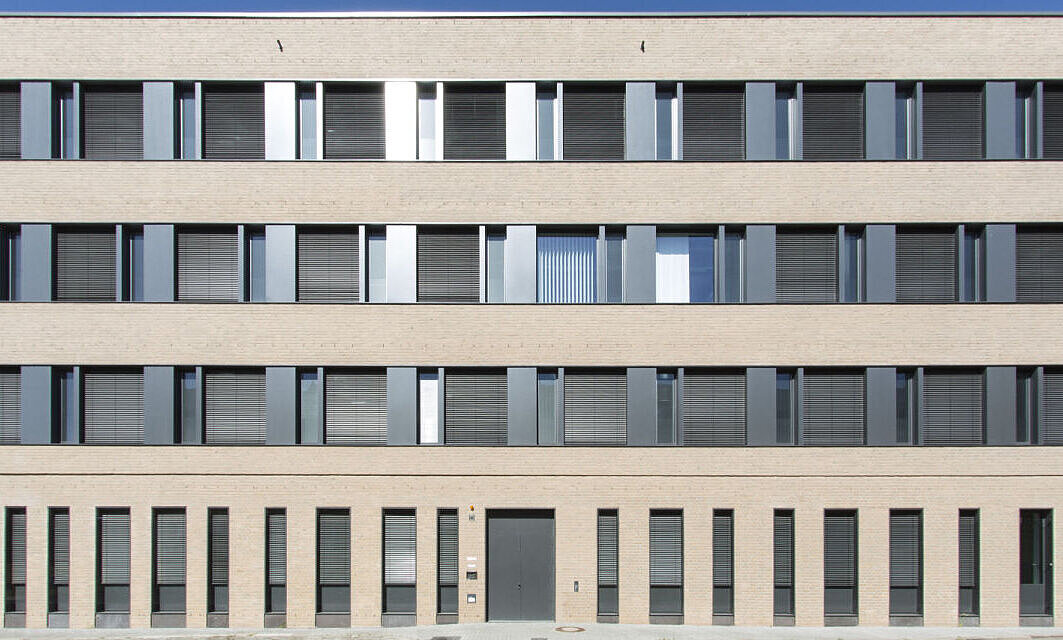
[142,82,174,160]
[985,81,1017,160]
[505,82,536,161]
[746,367,777,446]
[143,366,176,445]
[624,225,655,303]
[986,366,1018,445]
[143,224,175,302]
[744,225,775,303]
[266,367,296,445]
[506,367,537,446]
[385,225,416,303]
[504,225,536,304]
[20,82,51,159]
[19,365,52,444]
[626,367,657,446]
[866,367,898,446]
[386,367,417,445]
[264,82,296,160]
[985,224,1017,303]
[486,511,555,621]
[865,82,896,160]
[745,82,775,160]
[265,225,296,303]
[624,82,655,161]
[865,224,896,303]
[20,223,51,302]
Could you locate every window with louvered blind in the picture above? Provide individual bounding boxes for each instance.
[713,510,734,616]
[317,509,350,614]
[444,370,507,445]
[1017,228,1063,302]
[564,371,627,445]
[681,83,744,161]
[774,510,795,616]
[563,83,625,161]
[681,370,745,446]
[889,510,922,616]
[208,508,229,614]
[537,233,598,303]
[776,229,838,303]
[5,508,26,613]
[153,509,186,613]
[297,229,360,303]
[958,510,979,615]
[383,509,416,614]
[443,83,506,160]
[81,83,143,160]
[922,370,984,445]
[1044,85,1063,160]
[0,368,20,444]
[649,509,683,615]
[202,83,264,160]
[49,508,69,614]
[177,228,239,302]
[323,83,384,160]
[824,510,857,617]
[97,508,130,613]
[417,228,480,303]
[324,370,386,445]
[55,227,116,301]
[802,84,864,160]
[922,84,984,160]
[0,84,20,159]
[801,370,865,446]
[83,369,144,445]
[895,228,958,303]
[265,509,286,614]
[597,509,619,616]
[1042,370,1063,445]
[437,509,458,615]
[204,369,266,445]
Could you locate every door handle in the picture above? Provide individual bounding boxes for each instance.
[517,583,522,590]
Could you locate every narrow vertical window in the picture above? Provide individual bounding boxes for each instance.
[723,230,744,303]
[958,510,979,618]
[1016,84,1036,160]
[367,229,386,303]
[125,228,144,302]
[299,370,321,445]
[0,367,21,445]
[536,83,557,160]
[247,229,266,302]
[961,226,984,303]
[265,509,286,616]
[775,85,797,160]
[1020,509,1053,617]
[5,228,20,301]
[824,509,858,622]
[418,371,440,444]
[55,84,76,159]
[774,510,795,619]
[656,372,676,445]
[712,509,734,620]
[603,230,624,303]
[537,371,559,444]
[207,508,229,619]
[298,83,317,160]
[655,83,676,160]
[597,509,619,618]
[649,509,683,620]
[895,84,916,159]
[1017,368,1036,444]
[896,370,914,444]
[96,508,131,620]
[175,83,196,159]
[57,368,77,444]
[436,509,458,618]
[49,508,70,621]
[776,371,795,444]
[152,508,186,619]
[178,369,199,444]
[486,230,506,303]
[888,510,923,620]
[841,228,864,303]
[417,82,438,160]
[5,507,26,620]
[316,509,351,616]
[382,509,417,620]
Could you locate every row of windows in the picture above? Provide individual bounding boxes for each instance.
[3,80,1062,162]
[3,223,1062,303]
[2,365,1060,447]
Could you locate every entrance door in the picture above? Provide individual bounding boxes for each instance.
[486,509,555,621]
[1020,509,1053,616]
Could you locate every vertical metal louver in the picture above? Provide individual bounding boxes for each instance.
[774,511,794,588]
[324,370,387,445]
[889,510,922,615]
[922,371,984,445]
[204,370,266,445]
[597,510,618,587]
[1016,228,1063,302]
[417,229,480,302]
[83,369,144,444]
[323,83,385,160]
[958,510,979,614]
[297,230,360,302]
[649,510,683,586]
[802,84,864,160]
[922,84,984,160]
[55,228,116,301]
[0,84,20,159]
[801,371,865,445]
[383,510,416,586]
[177,229,239,302]
[7,508,26,586]
[202,83,264,160]
[209,509,229,589]
[51,509,70,588]
[266,510,287,586]
[0,368,20,444]
[82,83,143,160]
[444,371,507,445]
[317,510,350,586]
[98,509,131,585]
[443,83,506,160]
[895,228,957,303]
[823,511,857,609]
[776,230,838,302]
[682,371,746,446]
[563,84,625,160]
[712,511,734,588]
[681,83,744,161]
[1044,85,1063,160]
[564,372,627,445]
[437,509,458,586]
[154,510,186,586]
[1042,371,1063,445]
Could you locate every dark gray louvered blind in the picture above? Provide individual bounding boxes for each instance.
[801,371,865,446]
[209,509,228,586]
[1016,229,1063,303]
[922,371,984,445]
[417,229,480,302]
[202,83,264,160]
[383,510,416,586]
[443,83,506,160]
[1044,85,1063,160]
[55,228,116,301]
[649,510,682,586]
[83,370,144,445]
[564,372,627,445]
[682,372,745,446]
[896,229,957,303]
[99,509,130,585]
[824,511,856,588]
[298,230,360,303]
[266,510,286,585]
[681,84,744,161]
[1042,371,1063,445]
[324,371,387,445]
[802,85,864,160]
[323,83,385,160]
[774,511,794,587]
[563,84,625,161]
[177,229,239,302]
[154,510,186,585]
[889,511,921,588]
[51,509,70,585]
[437,510,458,586]
[0,369,20,444]
[204,370,266,445]
[444,371,507,445]
[0,84,20,159]
[958,511,978,589]
[776,230,838,302]
[922,84,984,160]
[7,509,25,585]
[82,84,143,160]
[712,511,733,588]
[317,510,350,585]
[597,510,618,587]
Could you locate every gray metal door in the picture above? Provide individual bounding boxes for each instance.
[487,510,555,621]
[1021,510,1053,616]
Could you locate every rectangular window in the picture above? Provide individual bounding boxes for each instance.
[443,82,506,160]
[81,83,143,160]
[55,226,117,301]
[418,371,440,444]
[824,509,858,619]
[247,229,266,302]
[124,228,144,302]
[681,83,744,161]
[896,370,914,444]
[656,372,676,445]
[889,510,923,617]
[297,83,316,160]
[3,227,21,301]
[208,508,228,614]
[537,233,597,303]
[0,367,21,445]
[297,228,360,303]
[444,370,507,445]
[723,230,744,303]
[775,229,838,303]
[922,83,984,160]
[649,509,683,616]
[597,509,618,616]
[178,369,199,444]
[802,84,864,160]
[153,508,186,614]
[417,227,480,303]
[562,83,625,161]
[201,83,264,160]
[1020,509,1053,616]
[681,369,745,446]
[959,510,979,616]
[537,371,560,445]
[0,83,20,159]
[436,509,458,615]
[5,507,25,615]
[801,369,865,446]
[1017,84,1036,159]
[1017,368,1036,444]
[176,83,196,160]
[655,233,714,303]
[536,83,557,160]
[1017,227,1063,302]
[1044,84,1063,160]
[49,508,69,615]
[317,509,351,614]
[323,83,384,160]
[57,368,77,444]
[97,508,130,614]
[655,83,676,160]
[922,369,984,445]
[324,369,387,445]
[776,371,795,444]
[265,509,286,614]
[712,509,734,617]
[383,509,417,614]
[603,230,624,303]
[564,371,627,445]
[895,227,958,303]
[774,509,795,617]
[775,84,797,160]
[203,369,267,445]
[841,228,864,303]
[895,84,916,159]
[417,82,439,160]
[367,230,386,303]
[961,226,985,303]
[54,83,76,159]
[486,230,505,303]
[82,368,144,445]
[177,228,239,302]
[299,370,321,445]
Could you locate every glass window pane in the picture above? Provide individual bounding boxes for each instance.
[487,233,505,303]
[60,87,76,159]
[418,83,436,160]
[179,85,196,160]
[368,232,386,303]
[60,370,76,443]
[8,231,20,301]
[895,86,913,159]
[419,372,439,444]
[128,231,144,302]
[689,234,715,303]
[656,373,675,444]
[655,235,689,303]
[536,84,555,161]
[775,372,793,444]
[249,232,266,302]
[843,230,862,303]
[299,85,316,160]
[300,371,320,444]
[537,372,557,444]
[724,231,743,303]
[656,87,673,161]
[962,229,982,302]
[775,86,793,160]
[896,372,911,443]
[179,370,199,444]
[1017,369,1034,443]
[605,232,623,303]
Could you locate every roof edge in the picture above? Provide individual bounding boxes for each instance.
[1,10,1063,18]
